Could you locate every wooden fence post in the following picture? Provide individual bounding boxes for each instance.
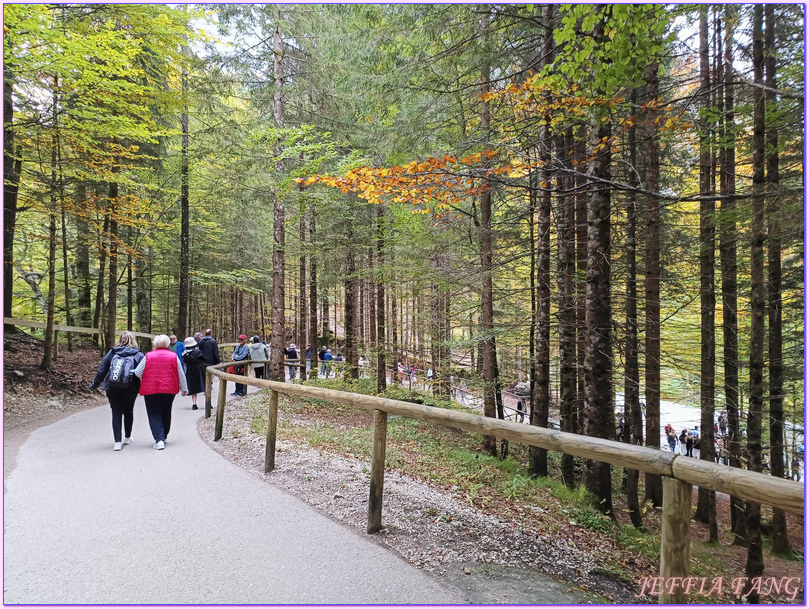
[367,409,388,534]
[660,476,691,603]
[264,389,279,472]
[205,370,213,418]
[214,376,227,441]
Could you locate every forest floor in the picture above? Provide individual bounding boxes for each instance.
[3,340,805,604]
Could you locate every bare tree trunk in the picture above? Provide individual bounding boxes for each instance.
[308,213,318,352]
[270,23,286,382]
[344,226,359,380]
[559,129,577,489]
[695,8,718,542]
[478,12,499,457]
[582,113,614,515]
[178,61,189,339]
[720,5,745,545]
[299,202,307,349]
[93,210,109,345]
[744,7,766,600]
[4,60,23,328]
[376,206,386,394]
[643,60,663,508]
[530,3,554,477]
[624,90,643,529]
[41,82,59,368]
[75,184,92,330]
[764,3,790,557]
[105,182,119,352]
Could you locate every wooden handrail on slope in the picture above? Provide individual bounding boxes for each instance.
[205,361,804,603]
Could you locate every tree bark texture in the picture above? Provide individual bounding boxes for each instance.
[695,8,718,541]
[764,4,790,557]
[744,7,766,600]
[643,61,663,508]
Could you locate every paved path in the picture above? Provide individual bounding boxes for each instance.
[3,384,464,604]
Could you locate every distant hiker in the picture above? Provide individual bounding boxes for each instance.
[249,335,270,380]
[318,346,328,377]
[134,334,188,450]
[718,414,727,436]
[198,329,221,366]
[285,343,299,380]
[427,367,434,383]
[667,427,677,453]
[323,348,333,377]
[686,432,694,457]
[305,344,312,379]
[397,361,404,384]
[516,398,526,423]
[181,337,207,410]
[679,429,688,455]
[231,334,250,396]
[89,331,144,451]
[358,355,365,378]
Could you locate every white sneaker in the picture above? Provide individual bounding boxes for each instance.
[123,437,133,445]
[113,442,122,451]
[153,440,165,450]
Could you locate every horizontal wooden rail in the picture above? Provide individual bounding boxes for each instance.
[205,362,802,514]
[205,361,803,604]
[5,317,155,339]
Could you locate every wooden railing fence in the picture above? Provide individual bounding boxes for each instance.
[204,361,802,604]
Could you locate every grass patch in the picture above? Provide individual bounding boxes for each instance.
[616,525,660,558]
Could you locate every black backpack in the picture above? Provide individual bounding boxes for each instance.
[107,353,136,388]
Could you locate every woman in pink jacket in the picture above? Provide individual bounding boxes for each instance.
[134,334,188,450]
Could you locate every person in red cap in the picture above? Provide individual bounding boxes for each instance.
[231,334,250,396]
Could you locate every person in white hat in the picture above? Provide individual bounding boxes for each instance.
[285,343,299,380]
[181,336,207,410]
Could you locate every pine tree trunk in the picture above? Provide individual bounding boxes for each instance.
[695,8,718,541]
[559,129,577,489]
[764,4,790,557]
[299,204,307,350]
[582,114,614,514]
[309,213,318,351]
[719,5,746,545]
[178,64,189,339]
[4,62,22,328]
[75,184,92,330]
[530,5,553,477]
[624,90,643,528]
[479,16,499,456]
[93,211,109,345]
[376,206,386,394]
[344,227,359,380]
[270,23,286,382]
[744,7,766,600]
[643,61,663,508]
[105,182,119,352]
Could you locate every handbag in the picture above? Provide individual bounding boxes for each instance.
[227,365,235,374]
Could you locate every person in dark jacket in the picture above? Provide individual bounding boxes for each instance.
[318,346,327,377]
[89,331,145,451]
[134,334,188,450]
[181,336,207,410]
[197,329,221,366]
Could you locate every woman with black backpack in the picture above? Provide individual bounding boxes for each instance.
[89,331,145,451]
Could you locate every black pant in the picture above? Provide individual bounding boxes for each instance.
[144,393,175,442]
[107,388,138,442]
[254,366,265,380]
